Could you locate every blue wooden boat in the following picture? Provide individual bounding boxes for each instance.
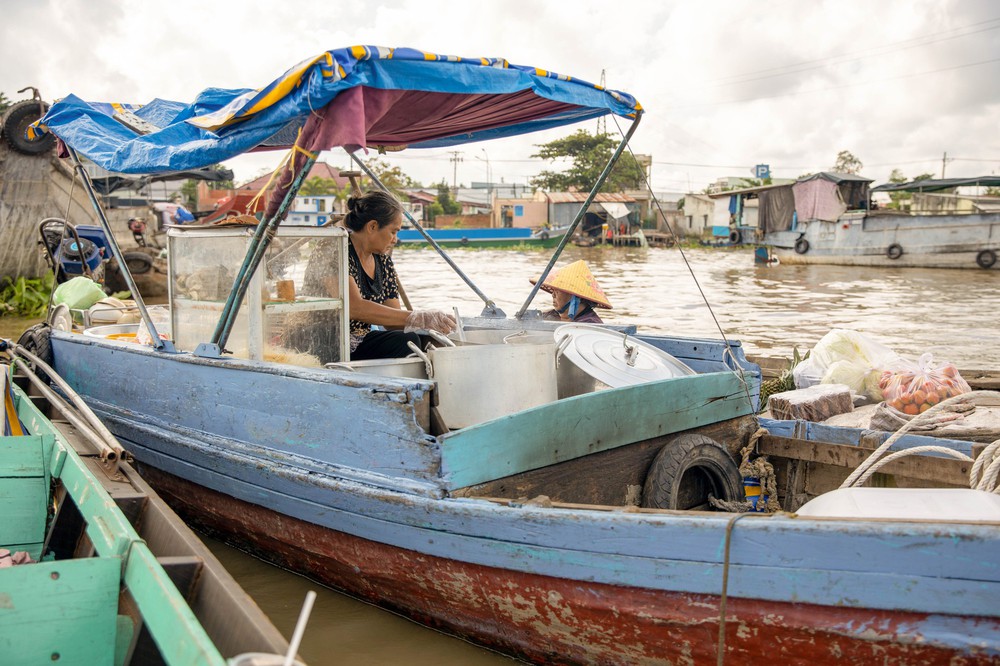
[395,226,565,248]
[0,352,295,665]
[26,46,1000,663]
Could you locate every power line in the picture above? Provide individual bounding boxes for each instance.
[672,56,1000,109]
[697,17,1000,88]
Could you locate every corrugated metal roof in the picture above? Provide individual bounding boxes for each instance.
[546,192,635,204]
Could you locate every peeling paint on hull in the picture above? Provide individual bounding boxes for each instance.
[143,467,1000,666]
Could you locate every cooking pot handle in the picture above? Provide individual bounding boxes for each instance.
[406,341,435,378]
[426,330,456,347]
[501,330,527,343]
[554,335,572,368]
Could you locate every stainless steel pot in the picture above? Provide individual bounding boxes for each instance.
[408,339,558,429]
[325,357,428,379]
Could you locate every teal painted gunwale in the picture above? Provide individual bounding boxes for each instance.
[4,380,228,666]
[440,371,752,489]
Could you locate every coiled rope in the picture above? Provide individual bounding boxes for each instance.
[841,390,1000,493]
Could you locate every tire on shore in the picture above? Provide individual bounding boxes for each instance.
[2,100,55,155]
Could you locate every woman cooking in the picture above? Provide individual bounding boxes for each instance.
[530,259,611,324]
[337,190,455,359]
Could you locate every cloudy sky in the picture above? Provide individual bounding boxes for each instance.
[2,0,997,195]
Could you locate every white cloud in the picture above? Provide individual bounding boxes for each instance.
[2,0,997,192]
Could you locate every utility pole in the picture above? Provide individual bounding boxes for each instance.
[941,152,954,179]
[448,151,463,190]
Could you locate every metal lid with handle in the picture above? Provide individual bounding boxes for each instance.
[553,324,695,388]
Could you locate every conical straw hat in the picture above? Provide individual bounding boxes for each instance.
[530,260,612,308]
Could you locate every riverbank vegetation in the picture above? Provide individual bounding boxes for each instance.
[0,273,53,317]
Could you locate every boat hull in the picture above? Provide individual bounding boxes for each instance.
[46,333,1000,664]
[145,465,1000,666]
[395,226,564,249]
[766,211,1000,269]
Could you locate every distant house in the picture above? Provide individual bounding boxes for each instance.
[201,161,353,223]
[401,190,436,222]
[496,190,547,229]
[681,193,715,238]
[287,194,341,226]
[547,192,639,237]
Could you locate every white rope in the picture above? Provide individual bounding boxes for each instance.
[971,440,1000,493]
[842,390,1000,493]
[850,445,973,488]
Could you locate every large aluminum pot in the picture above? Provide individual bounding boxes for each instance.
[447,328,555,347]
[325,357,428,379]
[408,340,557,429]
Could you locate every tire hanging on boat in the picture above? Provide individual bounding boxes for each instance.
[641,434,744,510]
[976,249,997,269]
[886,243,904,260]
[794,238,809,254]
[729,229,742,244]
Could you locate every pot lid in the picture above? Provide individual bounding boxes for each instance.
[554,324,695,387]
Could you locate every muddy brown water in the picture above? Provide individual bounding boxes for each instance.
[3,246,998,663]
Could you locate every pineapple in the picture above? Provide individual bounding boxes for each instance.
[758,347,807,411]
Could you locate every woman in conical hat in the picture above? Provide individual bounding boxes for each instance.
[530,260,611,324]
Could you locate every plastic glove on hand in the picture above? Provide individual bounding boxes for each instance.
[404,310,457,334]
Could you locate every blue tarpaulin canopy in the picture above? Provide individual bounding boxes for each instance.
[34,45,641,175]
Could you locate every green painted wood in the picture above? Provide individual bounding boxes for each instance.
[0,558,118,666]
[0,435,45,476]
[0,476,47,549]
[122,544,226,666]
[441,371,753,489]
[114,615,136,666]
[8,382,228,666]
[0,435,48,553]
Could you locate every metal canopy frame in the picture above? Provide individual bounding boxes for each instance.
[68,111,642,354]
[516,113,642,319]
[69,148,175,353]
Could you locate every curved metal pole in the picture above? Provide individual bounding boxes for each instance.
[68,148,174,352]
[349,152,504,317]
[516,112,643,319]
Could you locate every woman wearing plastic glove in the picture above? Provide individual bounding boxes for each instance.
[341,190,455,360]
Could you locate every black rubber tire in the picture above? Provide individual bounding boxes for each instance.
[459,237,469,246]
[976,249,997,269]
[2,100,55,155]
[16,323,53,383]
[123,251,154,275]
[886,243,903,260]
[794,238,809,254]
[539,230,550,240]
[641,434,743,510]
[729,230,742,244]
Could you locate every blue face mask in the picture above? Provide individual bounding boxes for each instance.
[556,295,581,319]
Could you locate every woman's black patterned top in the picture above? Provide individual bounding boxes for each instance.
[347,239,399,348]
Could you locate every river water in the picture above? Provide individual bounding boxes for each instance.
[3,245,999,664]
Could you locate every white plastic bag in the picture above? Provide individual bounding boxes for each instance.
[794,329,900,401]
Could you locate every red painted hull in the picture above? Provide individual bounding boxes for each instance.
[141,466,998,665]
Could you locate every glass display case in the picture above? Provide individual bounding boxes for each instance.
[167,225,349,367]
